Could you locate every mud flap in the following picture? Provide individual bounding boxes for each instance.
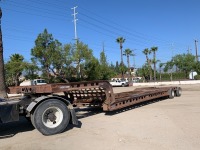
[68,105,78,125]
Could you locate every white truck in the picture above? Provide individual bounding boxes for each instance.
[109,80,129,87]
[20,79,47,86]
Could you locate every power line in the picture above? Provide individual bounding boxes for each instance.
[7,0,71,14]
[2,1,188,51]
[1,1,193,66]
[78,6,191,51]
[79,7,172,45]
[3,8,71,21]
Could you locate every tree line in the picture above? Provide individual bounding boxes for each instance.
[137,51,200,81]
[3,29,200,87]
[4,30,130,86]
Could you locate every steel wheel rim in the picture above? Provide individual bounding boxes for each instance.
[42,107,63,128]
[172,90,175,97]
[179,89,182,95]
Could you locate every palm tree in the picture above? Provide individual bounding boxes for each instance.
[152,59,160,80]
[124,48,133,81]
[142,48,152,81]
[116,37,125,65]
[0,7,7,99]
[150,46,158,81]
[124,49,132,68]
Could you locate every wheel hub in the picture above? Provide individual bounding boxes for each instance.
[47,112,57,122]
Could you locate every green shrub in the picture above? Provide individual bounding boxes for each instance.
[158,72,186,81]
[194,75,200,80]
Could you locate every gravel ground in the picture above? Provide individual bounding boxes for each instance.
[0,84,200,150]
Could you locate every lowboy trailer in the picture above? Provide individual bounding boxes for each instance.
[0,80,181,135]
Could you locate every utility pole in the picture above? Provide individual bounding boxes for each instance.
[187,46,191,54]
[71,6,78,42]
[170,43,174,81]
[102,42,105,53]
[195,40,199,62]
[71,6,80,78]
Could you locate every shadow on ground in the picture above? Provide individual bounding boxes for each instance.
[0,97,170,138]
[0,117,34,139]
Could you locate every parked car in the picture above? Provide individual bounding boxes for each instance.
[109,80,129,87]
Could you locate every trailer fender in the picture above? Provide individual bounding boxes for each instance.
[26,96,78,125]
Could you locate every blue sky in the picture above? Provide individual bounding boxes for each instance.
[1,0,200,68]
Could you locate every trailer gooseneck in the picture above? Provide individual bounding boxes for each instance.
[0,80,181,135]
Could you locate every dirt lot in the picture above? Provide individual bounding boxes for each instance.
[0,84,200,150]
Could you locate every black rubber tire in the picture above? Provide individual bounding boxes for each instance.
[30,114,36,128]
[175,87,182,97]
[31,99,70,135]
[121,83,125,87]
[169,88,175,99]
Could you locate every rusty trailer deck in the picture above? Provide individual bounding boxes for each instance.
[1,80,181,135]
[8,80,181,112]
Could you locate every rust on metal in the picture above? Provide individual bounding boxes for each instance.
[8,81,179,112]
